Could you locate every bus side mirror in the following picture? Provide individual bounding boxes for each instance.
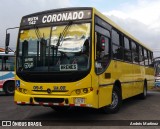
[5,33,10,54]
[5,33,10,47]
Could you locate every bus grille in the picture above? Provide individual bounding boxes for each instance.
[34,98,64,103]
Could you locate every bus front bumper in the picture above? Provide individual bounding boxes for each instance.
[14,90,98,108]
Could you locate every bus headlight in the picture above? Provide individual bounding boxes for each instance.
[83,88,88,93]
[23,89,28,94]
[75,89,81,95]
[73,88,92,95]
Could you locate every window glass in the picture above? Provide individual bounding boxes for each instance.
[112,30,120,45]
[17,23,91,72]
[18,27,51,72]
[124,37,132,62]
[113,45,123,60]
[95,32,110,74]
[132,41,137,51]
[139,46,144,65]
[124,37,130,50]
[151,52,153,62]
[144,49,149,66]
[124,49,132,62]
[132,41,139,64]
[95,25,110,37]
[148,51,152,66]
[2,56,14,71]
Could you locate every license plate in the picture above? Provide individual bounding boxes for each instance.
[74,98,85,104]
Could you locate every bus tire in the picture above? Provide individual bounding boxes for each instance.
[3,81,15,96]
[101,86,122,114]
[51,106,70,112]
[139,81,147,99]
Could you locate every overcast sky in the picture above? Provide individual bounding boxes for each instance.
[0,0,160,57]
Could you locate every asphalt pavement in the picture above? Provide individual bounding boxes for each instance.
[0,89,160,128]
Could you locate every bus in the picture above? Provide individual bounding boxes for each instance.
[0,52,15,95]
[153,57,160,87]
[7,7,154,113]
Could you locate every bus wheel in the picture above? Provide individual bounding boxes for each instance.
[139,81,147,99]
[51,106,70,112]
[101,86,122,114]
[4,81,15,95]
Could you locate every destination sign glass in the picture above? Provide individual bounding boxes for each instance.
[21,10,92,26]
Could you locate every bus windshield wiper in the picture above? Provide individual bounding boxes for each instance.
[56,21,73,47]
[55,21,73,57]
[34,25,45,42]
[34,25,42,40]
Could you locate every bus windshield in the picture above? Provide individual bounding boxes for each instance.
[17,23,91,72]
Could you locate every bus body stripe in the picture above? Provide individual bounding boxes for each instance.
[15,101,92,107]
[0,72,14,81]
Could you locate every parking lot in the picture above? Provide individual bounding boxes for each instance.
[0,89,160,127]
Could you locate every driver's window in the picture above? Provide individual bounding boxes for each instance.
[95,32,110,74]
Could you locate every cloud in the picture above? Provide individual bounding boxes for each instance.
[109,0,160,26]
[103,0,160,57]
[0,0,72,49]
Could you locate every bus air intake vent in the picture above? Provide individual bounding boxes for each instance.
[34,98,64,103]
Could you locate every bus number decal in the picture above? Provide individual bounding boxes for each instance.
[33,86,43,91]
[60,64,78,71]
[53,86,66,91]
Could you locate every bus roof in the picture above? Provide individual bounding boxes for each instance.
[22,7,92,18]
[93,7,152,51]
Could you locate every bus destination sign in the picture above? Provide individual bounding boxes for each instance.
[21,10,92,26]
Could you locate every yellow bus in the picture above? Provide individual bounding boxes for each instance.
[7,7,154,113]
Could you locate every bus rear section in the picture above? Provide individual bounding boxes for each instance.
[0,52,15,95]
[154,57,160,87]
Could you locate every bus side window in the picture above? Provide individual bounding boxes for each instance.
[139,46,145,65]
[3,56,14,71]
[131,41,139,64]
[112,29,124,60]
[96,32,110,74]
[149,51,153,66]
[3,56,8,71]
[124,36,132,62]
[144,49,149,66]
